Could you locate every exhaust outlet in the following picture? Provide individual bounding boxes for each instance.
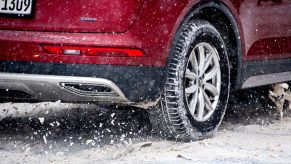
[60,82,119,97]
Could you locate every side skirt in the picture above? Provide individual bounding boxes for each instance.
[240,58,291,89]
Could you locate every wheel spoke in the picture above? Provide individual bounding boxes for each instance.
[204,82,219,96]
[202,90,214,111]
[189,50,199,74]
[204,66,219,81]
[185,84,198,95]
[184,42,221,122]
[189,92,198,114]
[197,89,205,120]
[198,46,205,75]
[201,51,214,75]
[185,69,199,80]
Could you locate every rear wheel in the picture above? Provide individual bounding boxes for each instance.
[149,20,230,141]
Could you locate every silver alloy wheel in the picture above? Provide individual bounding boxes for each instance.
[185,42,221,122]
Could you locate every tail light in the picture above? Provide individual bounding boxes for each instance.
[42,45,145,57]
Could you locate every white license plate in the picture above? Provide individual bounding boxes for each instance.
[0,0,34,17]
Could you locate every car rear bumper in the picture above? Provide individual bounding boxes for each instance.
[0,29,167,67]
[0,73,129,103]
[0,61,166,105]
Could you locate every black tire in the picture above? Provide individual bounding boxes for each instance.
[149,20,230,141]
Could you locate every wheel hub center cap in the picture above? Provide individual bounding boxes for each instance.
[198,78,203,87]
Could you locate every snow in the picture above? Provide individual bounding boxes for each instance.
[43,135,47,145]
[0,92,291,163]
[38,117,45,124]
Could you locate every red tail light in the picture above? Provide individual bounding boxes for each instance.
[42,45,145,57]
[43,46,63,54]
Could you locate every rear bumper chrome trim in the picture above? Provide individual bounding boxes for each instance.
[0,73,129,103]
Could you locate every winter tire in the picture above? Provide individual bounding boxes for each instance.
[149,20,230,141]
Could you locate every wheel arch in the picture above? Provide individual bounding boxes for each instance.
[167,0,244,90]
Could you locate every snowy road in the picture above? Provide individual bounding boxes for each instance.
[0,88,291,163]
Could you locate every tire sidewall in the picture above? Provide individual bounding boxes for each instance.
[165,20,230,139]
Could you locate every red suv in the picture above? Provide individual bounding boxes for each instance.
[0,0,290,141]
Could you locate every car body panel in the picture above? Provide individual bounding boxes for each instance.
[0,0,143,33]
[0,61,165,103]
[0,0,201,67]
[0,31,150,66]
[238,0,291,60]
[0,0,290,103]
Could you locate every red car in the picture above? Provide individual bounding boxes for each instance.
[0,0,290,141]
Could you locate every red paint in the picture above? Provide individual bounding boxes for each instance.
[0,0,144,33]
[246,37,291,60]
[0,0,290,67]
[0,41,148,66]
[237,0,291,60]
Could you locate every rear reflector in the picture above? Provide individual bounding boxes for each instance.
[42,45,144,57]
[64,49,81,55]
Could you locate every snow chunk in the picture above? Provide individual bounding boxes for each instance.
[38,117,45,124]
[43,135,47,145]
